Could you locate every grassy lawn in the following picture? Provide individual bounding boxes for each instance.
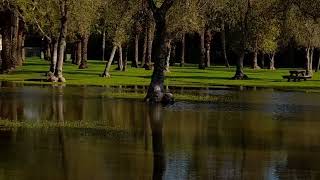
[1,57,320,90]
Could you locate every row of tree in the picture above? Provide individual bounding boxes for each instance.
[1,0,320,102]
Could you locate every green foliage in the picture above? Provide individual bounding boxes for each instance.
[99,0,142,45]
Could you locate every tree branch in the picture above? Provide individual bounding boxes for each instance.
[34,18,52,43]
[160,0,175,13]
[147,0,157,13]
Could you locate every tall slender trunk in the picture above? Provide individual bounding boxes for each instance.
[102,29,106,61]
[123,45,128,71]
[142,30,148,67]
[221,23,230,68]
[146,18,154,70]
[133,33,140,67]
[165,39,172,72]
[21,34,25,62]
[306,47,314,76]
[269,53,276,70]
[76,40,82,65]
[1,26,12,73]
[199,30,206,69]
[44,41,51,61]
[11,12,19,68]
[63,46,67,62]
[55,0,68,82]
[170,42,176,66]
[310,48,314,73]
[316,49,320,72]
[16,20,24,66]
[261,53,265,69]
[79,34,89,69]
[180,32,185,67]
[101,45,117,77]
[47,39,58,82]
[252,41,260,70]
[205,30,212,68]
[117,45,124,71]
[50,40,58,74]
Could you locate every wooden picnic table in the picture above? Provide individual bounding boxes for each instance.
[283,70,312,82]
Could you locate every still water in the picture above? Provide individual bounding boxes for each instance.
[1,83,320,180]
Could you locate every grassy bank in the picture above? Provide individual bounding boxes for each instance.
[1,57,320,89]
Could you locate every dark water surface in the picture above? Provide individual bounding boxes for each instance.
[1,83,320,180]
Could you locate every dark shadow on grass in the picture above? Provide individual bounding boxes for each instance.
[11,70,46,75]
[166,75,269,81]
[23,62,49,66]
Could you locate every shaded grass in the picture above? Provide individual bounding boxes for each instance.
[1,57,320,89]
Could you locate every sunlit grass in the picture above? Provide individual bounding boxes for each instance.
[1,57,320,89]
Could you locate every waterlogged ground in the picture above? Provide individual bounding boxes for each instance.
[1,83,320,179]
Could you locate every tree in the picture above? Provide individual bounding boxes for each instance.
[0,0,26,73]
[145,0,175,103]
[69,0,101,69]
[100,0,141,77]
[285,4,320,75]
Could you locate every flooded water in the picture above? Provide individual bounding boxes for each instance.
[1,83,320,180]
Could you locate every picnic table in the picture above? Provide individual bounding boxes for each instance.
[283,70,312,82]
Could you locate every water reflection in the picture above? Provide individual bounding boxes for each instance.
[1,84,320,179]
[149,105,165,180]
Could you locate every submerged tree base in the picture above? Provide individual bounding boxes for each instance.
[46,72,66,83]
[145,85,175,105]
[101,72,111,78]
[232,73,249,80]
[79,63,88,69]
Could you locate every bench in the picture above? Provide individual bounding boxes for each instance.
[282,75,312,82]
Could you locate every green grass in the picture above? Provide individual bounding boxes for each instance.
[1,57,320,90]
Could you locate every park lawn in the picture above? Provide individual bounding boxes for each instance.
[1,57,320,90]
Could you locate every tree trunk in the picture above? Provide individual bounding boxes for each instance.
[146,19,154,70]
[316,50,320,72]
[101,46,117,77]
[133,33,140,67]
[123,45,128,71]
[205,30,212,68]
[142,30,148,68]
[145,0,175,104]
[261,53,265,69]
[63,46,67,62]
[117,45,124,71]
[79,35,89,69]
[48,39,58,82]
[44,41,51,61]
[252,51,260,70]
[1,26,12,73]
[55,1,68,82]
[221,23,230,68]
[180,32,185,67]
[76,40,82,65]
[11,12,19,68]
[269,53,276,70]
[199,30,206,69]
[232,49,248,80]
[50,40,58,74]
[165,39,172,72]
[16,20,25,66]
[102,29,106,61]
[21,34,25,62]
[170,42,176,66]
[306,47,314,76]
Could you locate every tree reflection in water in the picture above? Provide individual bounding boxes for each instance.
[148,104,165,180]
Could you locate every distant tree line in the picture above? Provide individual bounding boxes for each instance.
[1,0,320,102]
